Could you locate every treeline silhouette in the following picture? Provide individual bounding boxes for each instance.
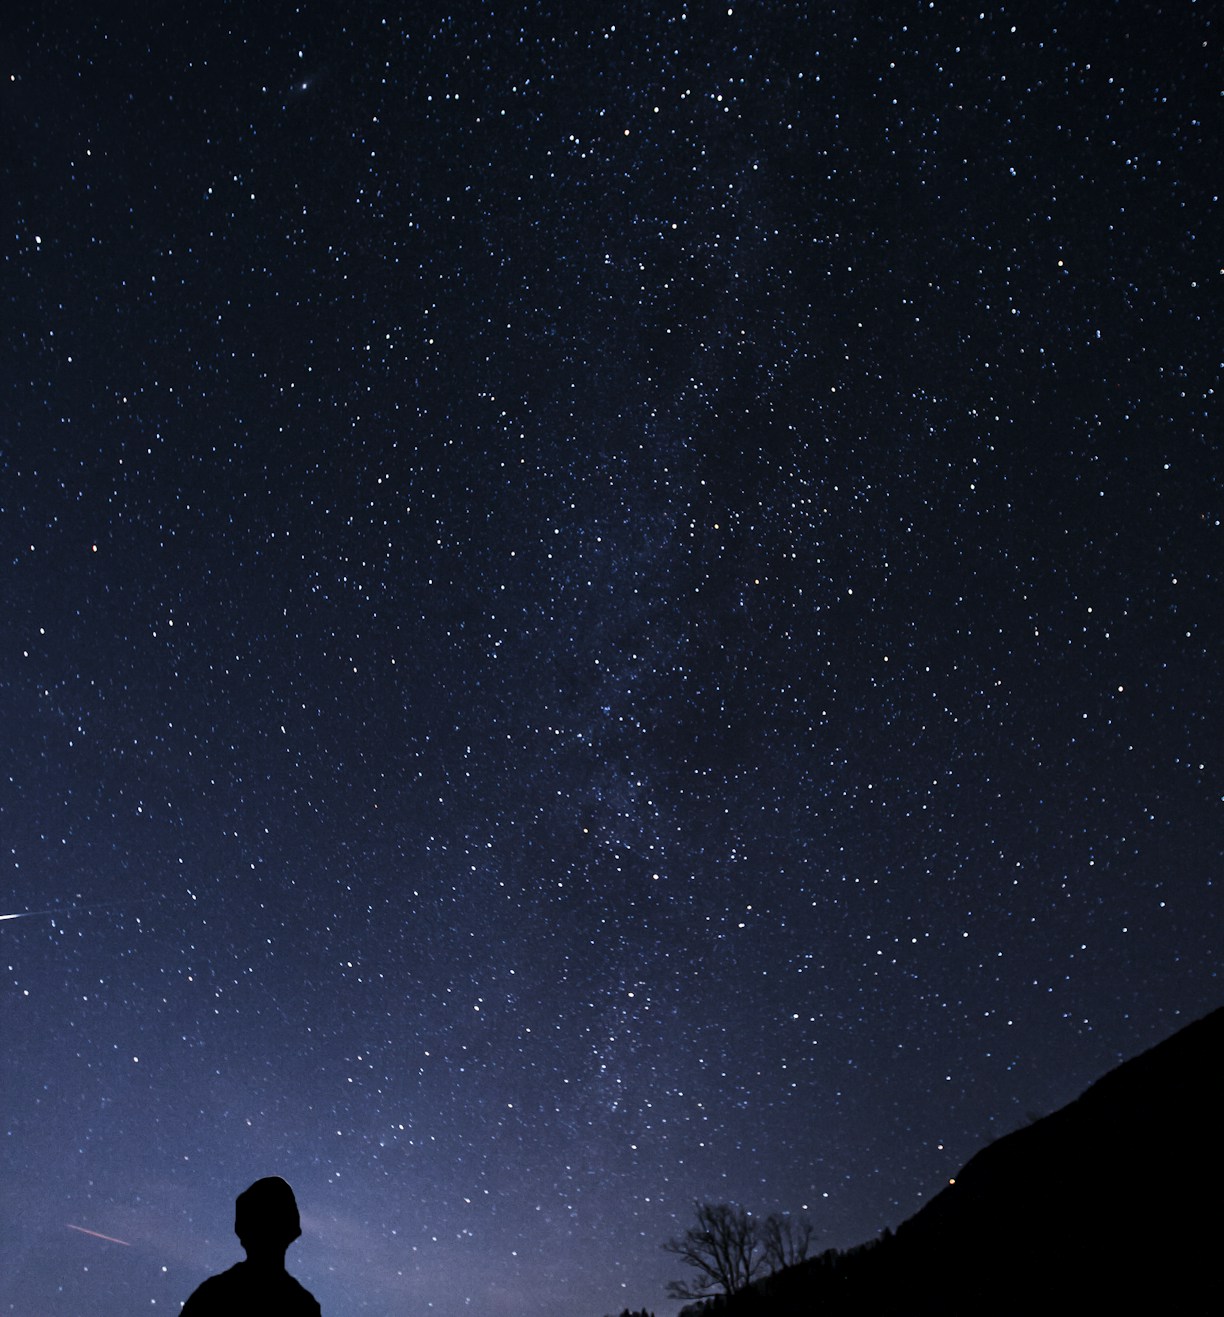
[669,1006,1223,1315]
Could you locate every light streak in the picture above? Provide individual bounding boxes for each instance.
[67,1224,131,1246]
[0,898,175,923]
[0,907,107,922]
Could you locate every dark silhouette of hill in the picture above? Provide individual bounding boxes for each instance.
[695,1006,1223,1315]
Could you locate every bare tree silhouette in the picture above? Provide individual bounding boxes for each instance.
[761,1211,815,1271]
[662,1202,766,1300]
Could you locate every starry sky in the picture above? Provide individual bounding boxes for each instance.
[1,2,1219,1314]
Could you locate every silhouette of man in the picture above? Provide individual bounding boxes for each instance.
[181,1176,321,1315]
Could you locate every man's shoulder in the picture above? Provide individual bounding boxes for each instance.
[183,1262,320,1314]
[282,1271,323,1313]
[181,1267,240,1314]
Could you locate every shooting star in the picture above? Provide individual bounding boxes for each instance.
[1,908,109,923]
[67,1224,131,1246]
[1,898,181,924]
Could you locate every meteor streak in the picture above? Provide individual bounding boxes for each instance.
[67,1224,131,1246]
[0,898,178,923]
[0,906,119,922]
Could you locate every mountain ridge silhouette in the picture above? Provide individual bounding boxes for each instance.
[692,1005,1223,1314]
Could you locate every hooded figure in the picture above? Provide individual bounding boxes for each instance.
[181,1177,321,1315]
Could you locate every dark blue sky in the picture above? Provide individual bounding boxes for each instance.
[2,3,1219,1314]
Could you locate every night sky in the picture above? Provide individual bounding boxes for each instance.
[2,2,1219,1315]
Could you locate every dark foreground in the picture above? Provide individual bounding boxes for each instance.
[688,1007,1223,1315]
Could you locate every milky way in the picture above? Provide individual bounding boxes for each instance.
[2,4,1219,1315]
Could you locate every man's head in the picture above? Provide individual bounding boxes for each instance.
[234,1176,302,1256]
